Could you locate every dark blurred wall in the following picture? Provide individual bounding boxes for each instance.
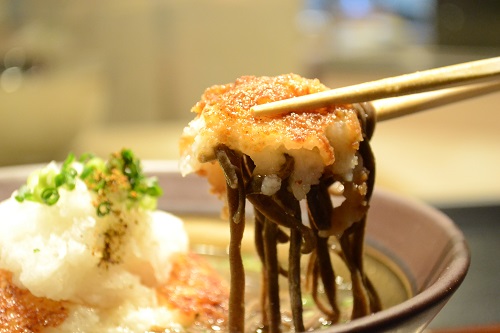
[436,0,500,47]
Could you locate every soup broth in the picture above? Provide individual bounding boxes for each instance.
[181,216,411,332]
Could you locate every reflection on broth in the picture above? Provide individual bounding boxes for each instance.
[182,216,411,332]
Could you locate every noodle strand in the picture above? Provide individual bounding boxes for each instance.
[212,102,379,332]
[215,146,247,332]
[263,218,282,333]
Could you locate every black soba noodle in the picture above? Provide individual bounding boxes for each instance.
[212,104,379,332]
[179,74,381,332]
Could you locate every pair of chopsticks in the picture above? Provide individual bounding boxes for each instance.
[251,57,500,122]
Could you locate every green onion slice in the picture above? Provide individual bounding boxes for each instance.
[14,149,163,215]
[41,188,60,206]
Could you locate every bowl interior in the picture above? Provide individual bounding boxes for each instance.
[0,161,470,333]
[150,161,470,333]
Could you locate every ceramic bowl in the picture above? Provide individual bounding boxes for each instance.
[0,161,470,333]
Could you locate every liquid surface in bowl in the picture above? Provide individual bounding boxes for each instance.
[181,216,411,332]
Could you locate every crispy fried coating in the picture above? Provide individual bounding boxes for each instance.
[180,74,363,200]
[157,252,229,330]
[0,253,229,332]
[180,74,361,165]
[0,269,68,333]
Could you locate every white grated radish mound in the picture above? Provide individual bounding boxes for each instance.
[0,162,189,332]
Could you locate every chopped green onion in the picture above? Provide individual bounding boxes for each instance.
[15,184,37,203]
[94,178,106,191]
[63,152,76,166]
[65,177,77,190]
[41,188,60,205]
[80,165,95,180]
[97,201,112,217]
[78,152,95,163]
[121,149,134,164]
[14,149,163,215]
[145,181,162,197]
[15,185,30,202]
[54,173,66,187]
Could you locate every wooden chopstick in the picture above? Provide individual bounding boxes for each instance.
[373,80,500,122]
[251,57,500,117]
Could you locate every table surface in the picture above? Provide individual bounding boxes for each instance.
[428,204,500,330]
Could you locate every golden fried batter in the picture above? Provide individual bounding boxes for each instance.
[1,253,229,332]
[0,269,68,332]
[180,74,363,200]
[181,74,361,164]
[157,252,229,330]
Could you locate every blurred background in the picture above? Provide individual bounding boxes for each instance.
[0,0,499,330]
[1,0,499,206]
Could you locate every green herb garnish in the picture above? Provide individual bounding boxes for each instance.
[41,188,60,205]
[97,201,112,217]
[14,149,163,216]
[15,153,77,205]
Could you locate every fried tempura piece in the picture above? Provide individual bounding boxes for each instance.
[0,269,68,333]
[179,74,363,201]
[157,252,229,330]
[0,252,230,333]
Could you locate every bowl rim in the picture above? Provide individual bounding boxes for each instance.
[322,189,471,332]
[0,160,471,332]
[142,161,471,332]
[143,161,471,332]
